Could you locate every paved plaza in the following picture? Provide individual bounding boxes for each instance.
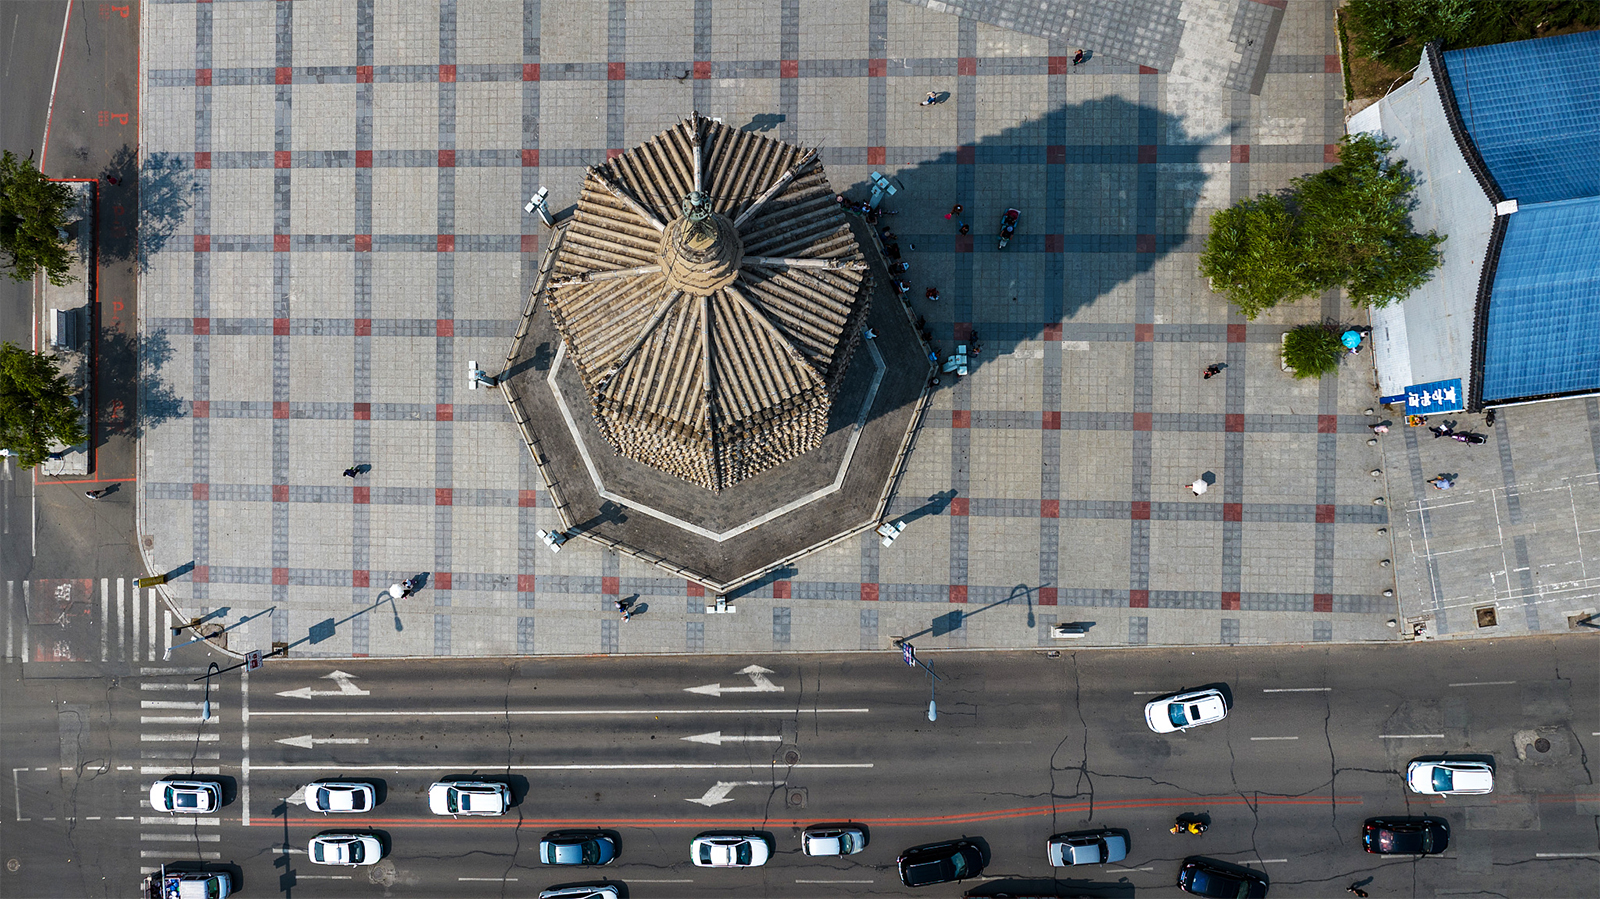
[134,0,1418,658]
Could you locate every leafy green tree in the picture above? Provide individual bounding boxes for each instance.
[1198,195,1309,320]
[1281,323,1346,380]
[1345,0,1600,71]
[1293,133,1445,309]
[1200,134,1443,319]
[0,342,86,468]
[0,150,79,286]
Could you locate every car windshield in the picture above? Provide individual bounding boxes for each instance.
[581,842,599,864]
[735,843,751,865]
[312,843,326,863]
[347,841,364,864]
[1168,703,1189,727]
[1432,767,1453,791]
[446,790,460,813]
[949,849,970,878]
[837,833,856,853]
[698,844,712,864]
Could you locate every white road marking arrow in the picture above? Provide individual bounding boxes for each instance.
[284,786,306,806]
[684,665,784,697]
[276,670,370,700]
[275,735,372,749]
[681,731,783,746]
[685,780,773,806]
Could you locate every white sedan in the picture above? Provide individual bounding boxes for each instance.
[802,824,867,856]
[691,833,771,867]
[428,780,510,817]
[304,781,375,814]
[148,779,222,814]
[1406,759,1494,795]
[1144,688,1228,733]
[308,833,384,866]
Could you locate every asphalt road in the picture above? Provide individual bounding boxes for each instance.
[2,638,1595,898]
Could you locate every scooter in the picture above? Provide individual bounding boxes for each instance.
[1170,818,1208,835]
[1449,432,1487,445]
[998,208,1019,250]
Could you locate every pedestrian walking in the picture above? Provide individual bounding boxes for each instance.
[890,261,910,273]
[945,204,962,220]
[925,287,940,303]
[1346,887,1368,898]
[893,279,910,295]
[920,91,941,107]
[387,583,405,600]
[1429,424,1454,439]
[864,328,877,340]
[343,466,360,478]
[1187,477,1209,496]
[1072,48,1086,66]
[1203,363,1224,379]
[958,221,969,235]
[400,576,420,598]
[1370,423,1389,435]
[1426,476,1453,490]
[85,488,108,500]
[879,227,896,241]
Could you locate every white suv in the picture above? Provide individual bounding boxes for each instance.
[428,780,510,816]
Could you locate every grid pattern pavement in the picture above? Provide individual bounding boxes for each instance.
[135,0,1403,658]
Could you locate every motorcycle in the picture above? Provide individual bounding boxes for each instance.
[1170,818,1208,836]
[1449,432,1487,445]
[998,208,1020,250]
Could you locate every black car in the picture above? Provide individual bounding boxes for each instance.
[1362,816,1449,855]
[1177,857,1269,898]
[897,839,984,887]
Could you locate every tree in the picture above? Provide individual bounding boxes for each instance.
[0,150,78,286]
[1198,195,1310,320]
[1199,134,1444,319]
[0,342,86,468]
[1281,323,1346,380]
[1345,0,1600,71]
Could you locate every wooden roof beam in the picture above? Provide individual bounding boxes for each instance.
[732,148,819,229]
[589,167,668,232]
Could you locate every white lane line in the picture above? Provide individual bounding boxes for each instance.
[1262,687,1331,693]
[253,763,874,772]
[1250,736,1300,741]
[1118,867,1155,872]
[1449,681,1516,687]
[796,880,875,884]
[1537,852,1600,858]
[141,683,206,692]
[141,834,220,843]
[628,880,695,883]
[1259,858,1289,864]
[140,734,219,742]
[1131,691,1167,695]
[117,816,136,820]
[295,876,352,880]
[139,816,220,826]
[242,669,251,828]
[142,700,212,709]
[458,878,518,882]
[1379,734,1445,739]
[141,850,221,860]
[13,766,28,821]
[140,766,221,775]
[250,707,870,718]
[100,579,108,661]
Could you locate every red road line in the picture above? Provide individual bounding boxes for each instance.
[250,795,1365,829]
[39,0,75,170]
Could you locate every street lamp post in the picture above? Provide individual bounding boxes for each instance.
[166,606,277,660]
[897,641,942,722]
[201,662,219,721]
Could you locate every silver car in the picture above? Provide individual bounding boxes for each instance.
[428,779,510,817]
[537,887,620,899]
[148,779,222,814]
[1048,829,1129,866]
[802,824,868,856]
[304,781,376,814]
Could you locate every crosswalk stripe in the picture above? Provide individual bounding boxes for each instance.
[139,817,220,826]
[148,589,158,660]
[139,766,221,775]
[140,850,221,859]
[19,580,28,663]
[141,683,206,692]
[100,578,109,662]
[140,665,213,676]
[142,750,221,760]
[140,716,220,725]
[141,833,221,842]
[131,580,142,661]
[141,701,214,710]
[3,580,14,662]
[141,733,220,742]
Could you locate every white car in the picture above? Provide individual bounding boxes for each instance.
[308,832,384,866]
[149,779,222,814]
[1144,688,1228,733]
[1406,759,1494,795]
[304,781,376,814]
[428,780,510,817]
[802,824,868,856]
[691,833,771,867]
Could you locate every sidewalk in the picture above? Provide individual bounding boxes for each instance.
[135,0,1409,659]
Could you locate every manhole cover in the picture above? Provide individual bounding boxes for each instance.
[783,749,801,765]
[6,859,19,872]
[1475,606,1498,628]
[786,789,807,809]
[1534,737,1551,753]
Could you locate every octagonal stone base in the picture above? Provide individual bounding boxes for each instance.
[504,225,931,593]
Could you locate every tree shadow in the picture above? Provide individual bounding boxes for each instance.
[99,146,195,273]
[96,326,184,440]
